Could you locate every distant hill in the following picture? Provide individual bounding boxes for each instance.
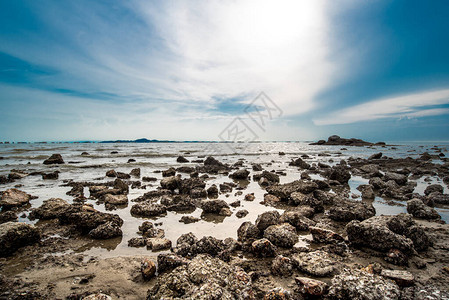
[100,138,176,143]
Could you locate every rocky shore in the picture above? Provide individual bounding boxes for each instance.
[1,140,449,299]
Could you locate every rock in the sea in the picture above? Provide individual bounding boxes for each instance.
[427,191,449,205]
[230,169,250,180]
[424,184,444,196]
[235,209,248,218]
[293,250,337,277]
[289,158,310,169]
[128,237,146,247]
[295,276,328,296]
[179,215,200,224]
[177,156,189,163]
[329,199,376,222]
[201,199,229,213]
[88,221,122,239]
[407,198,440,219]
[104,194,128,205]
[264,223,298,248]
[130,168,141,177]
[43,153,64,164]
[0,211,18,224]
[193,236,225,256]
[357,184,375,199]
[310,226,344,244]
[130,202,167,217]
[251,238,277,257]
[325,166,351,184]
[106,169,117,177]
[255,210,280,232]
[0,188,32,210]
[0,222,41,257]
[147,238,172,251]
[29,198,70,220]
[328,268,400,300]
[207,184,219,197]
[237,222,260,243]
[271,255,294,276]
[266,180,318,200]
[141,258,156,280]
[369,152,383,160]
[280,211,315,231]
[384,172,408,185]
[42,171,59,180]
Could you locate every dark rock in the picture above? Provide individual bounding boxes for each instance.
[207,184,219,196]
[264,223,298,248]
[311,135,373,146]
[142,176,157,182]
[177,156,189,163]
[161,195,195,212]
[147,238,172,251]
[271,255,294,276]
[424,184,444,196]
[114,178,129,194]
[280,211,315,231]
[127,159,136,163]
[179,216,200,224]
[104,194,128,205]
[131,202,167,217]
[201,199,229,213]
[230,169,250,180]
[0,211,17,224]
[219,207,232,216]
[252,164,263,171]
[230,200,241,207]
[384,172,408,185]
[290,192,324,213]
[236,210,249,218]
[369,152,383,159]
[42,171,59,180]
[251,238,277,257]
[88,221,122,239]
[130,168,141,177]
[43,153,64,164]
[29,198,70,220]
[329,199,376,222]
[325,166,351,184]
[255,210,280,232]
[357,184,375,199]
[141,258,156,280]
[0,222,41,257]
[310,226,344,244]
[128,237,146,247]
[106,170,117,177]
[289,158,310,169]
[116,172,131,179]
[0,188,32,210]
[407,198,440,219]
[162,167,176,177]
[385,248,409,266]
[427,191,449,205]
[59,205,123,234]
[157,253,189,272]
[266,180,318,200]
[237,222,260,243]
[179,178,206,194]
[219,183,233,193]
[193,236,225,256]
[160,176,182,191]
[295,277,328,296]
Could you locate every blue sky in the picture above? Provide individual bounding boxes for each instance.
[0,0,449,142]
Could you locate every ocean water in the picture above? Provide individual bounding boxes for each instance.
[0,142,448,258]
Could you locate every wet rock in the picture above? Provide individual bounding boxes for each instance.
[29,198,70,220]
[290,192,324,212]
[204,156,224,166]
[236,209,249,218]
[360,164,380,174]
[177,166,195,173]
[295,277,327,296]
[106,170,117,177]
[88,221,122,239]
[289,157,310,169]
[131,202,167,217]
[329,199,376,222]
[193,236,225,256]
[357,184,375,199]
[128,237,146,247]
[424,184,444,196]
[179,215,200,224]
[384,172,407,185]
[142,176,157,182]
[263,194,281,205]
[219,207,232,216]
[252,164,263,171]
[328,268,400,300]
[255,210,281,232]
[141,258,157,280]
[380,269,414,287]
[243,193,255,202]
[207,184,219,196]
[230,169,250,180]
[237,222,260,243]
[407,198,440,219]
[0,188,32,210]
[370,177,386,189]
[161,195,195,212]
[43,153,64,164]
[280,211,315,231]
[325,166,351,184]
[160,175,181,191]
[385,248,408,266]
[311,135,374,146]
[0,211,17,224]
[230,200,241,207]
[127,159,136,163]
[114,178,129,194]
[179,178,206,194]
[293,250,337,277]
[251,238,277,257]
[157,253,189,272]
[130,168,141,177]
[139,221,156,236]
[147,238,172,251]
[201,199,229,213]
[266,180,319,200]
[310,226,344,244]
[190,187,207,199]
[104,194,128,205]
[427,191,449,205]
[264,223,298,248]
[162,167,176,177]
[271,255,293,276]
[369,152,383,160]
[219,183,233,193]
[0,222,41,257]
[42,171,59,180]
[177,156,189,163]
[346,216,414,254]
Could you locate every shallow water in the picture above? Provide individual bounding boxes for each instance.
[1,141,448,258]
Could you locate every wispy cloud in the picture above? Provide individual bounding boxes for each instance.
[313,89,449,125]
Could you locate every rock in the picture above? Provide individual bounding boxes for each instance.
[142,176,157,182]
[114,178,129,194]
[237,222,260,243]
[43,153,64,164]
[384,172,407,185]
[230,169,250,180]
[244,193,255,201]
[260,171,280,183]
[293,250,337,277]
[325,166,351,184]
[207,184,219,196]
[295,277,328,296]
[127,158,136,163]
[219,183,233,193]
[177,156,189,163]
[130,168,141,177]
[161,195,195,212]
[357,184,375,199]
[162,167,176,177]
[290,192,324,212]
[385,248,408,266]
[310,226,344,244]
[263,288,293,300]
[263,194,280,204]
[407,198,440,219]
[141,258,156,280]
[369,152,383,159]
[147,238,172,251]
[360,164,380,174]
[264,223,298,248]
[219,207,232,216]
[251,238,277,257]
[0,211,17,224]
[128,237,146,247]
[236,209,249,218]
[0,188,32,210]
[381,269,414,287]
[29,198,70,220]
[42,171,59,180]
[139,221,156,236]
[252,164,263,171]
[157,253,189,272]
[83,293,112,300]
[370,177,386,189]
[104,194,128,205]
[179,216,200,224]
[266,180,318,200]
[0,222,41,257]
[427,191,449,205]
[160,176,181,191]
[230,200,241,207]
[190,187,207,199]
[279,211,315,231]
[424,184,444,196]
[201,199,229,213]
[271,255,294,276]
[255,211,281,232]
[289,158,310,169]
[194,236,225,256]
[130,202,167,217]
[329,199,376,222]
[328,268,400,300]
[88,221,122,239]
[106,170,117,177]
[346,217,414,254]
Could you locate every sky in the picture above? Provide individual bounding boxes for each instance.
[0,0,449,142]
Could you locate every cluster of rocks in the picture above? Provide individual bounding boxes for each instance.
[311,135,385,146]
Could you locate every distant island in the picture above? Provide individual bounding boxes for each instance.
[310,135,386,146]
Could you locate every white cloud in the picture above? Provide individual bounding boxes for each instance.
[313,89,449,125]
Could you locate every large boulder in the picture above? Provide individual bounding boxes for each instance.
[29,198,70,220]
[329,199,376,222]
[229,169,250,180]
[43,153,64,164]
[407,199,440,220]
[325,166,351,184]
[424,184,444,196]
[384,172,407,186]
[293,250,337,277]
[130,202,167,217]
[255,211,280,232]
[264,223,298,248]
[0,222,41,256]
[266,180,319,200]
[88,221,122,239]
[160,176,182,191]
[0,189,32,210]
[59,205,123,234]
[237,222,260,243]
[201,199,229,213]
